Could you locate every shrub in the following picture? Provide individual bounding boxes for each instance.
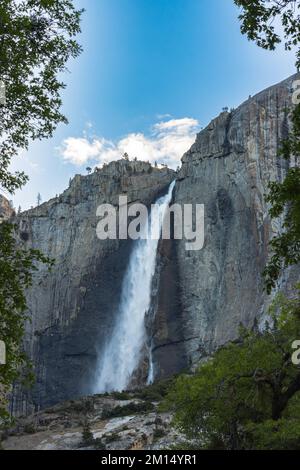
[111,391,132,400]
[102,401,155,419]
[153,428,166,440]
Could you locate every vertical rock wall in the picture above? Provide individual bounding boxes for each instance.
[159,73,299,368]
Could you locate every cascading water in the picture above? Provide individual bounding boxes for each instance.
[94,181,175,393]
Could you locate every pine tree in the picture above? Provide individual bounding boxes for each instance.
[82,420,94,445]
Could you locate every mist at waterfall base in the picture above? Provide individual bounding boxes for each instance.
[93,181,175,393]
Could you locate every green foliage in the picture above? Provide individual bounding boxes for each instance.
[164,289,300,449]
[235,1,300,292]
[135,378,175,402]
[153,428,166,440]
[105,432,120,443]
[81,420,106,449]
[235,0,300,69]
[101,401,155,420]
[0,0,83,193]
[67,398,94,413]
[111,391,132,400]
[23,423,36,434]
[0,0,81,426]
[81,420,94,445]
[263,105,300,293]
[234,0,300,293]
[245,410,300,450]
[93,438,106,450]
[0,222,54,421]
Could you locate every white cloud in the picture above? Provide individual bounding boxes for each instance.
[154,118,198,134]
[59,117,199,169]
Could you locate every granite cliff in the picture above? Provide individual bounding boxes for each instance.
[9,73,300,414]
[150,72,299,378]
[11,161,175,414]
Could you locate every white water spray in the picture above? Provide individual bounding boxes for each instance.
[94,181,175,393]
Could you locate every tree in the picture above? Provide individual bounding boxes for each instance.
[86,167,92,174]
[0,0,83,193]
[262,83,300,291]
[0,0,82,423]
[234,0,300,69]
[0,223,53,421]
[81,420,94,446]
[263,159,300,292]
[164,0,300,451]
[234,0,300,292]
[164,288,300,449]
[123,152,129,161]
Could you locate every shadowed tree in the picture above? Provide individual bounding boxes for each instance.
[0,0,83,423]
[235,0,300,291]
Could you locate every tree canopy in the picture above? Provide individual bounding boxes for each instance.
[0,0,82,423]
[0,223,54,421]
[235,0,300,291]
[165,289,300,449]
[235,0,300,69]
[0,0,83,193]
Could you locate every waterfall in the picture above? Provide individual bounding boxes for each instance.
[94,181,175,393]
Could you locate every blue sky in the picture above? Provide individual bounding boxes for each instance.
[7,0,296,210]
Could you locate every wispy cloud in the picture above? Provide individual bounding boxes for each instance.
[59,117,199,169]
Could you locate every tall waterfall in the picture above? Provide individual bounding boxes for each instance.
[94,181,175,393]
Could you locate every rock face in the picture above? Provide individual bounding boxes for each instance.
[10,73,300,414]
[0,194,14,220]
[11,161,175,415]
[151,72,299,373]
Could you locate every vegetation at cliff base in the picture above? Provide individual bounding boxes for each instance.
[164,289,300,449]
[0,223,53,421]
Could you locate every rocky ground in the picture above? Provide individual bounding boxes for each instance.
[1,383,186,450]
